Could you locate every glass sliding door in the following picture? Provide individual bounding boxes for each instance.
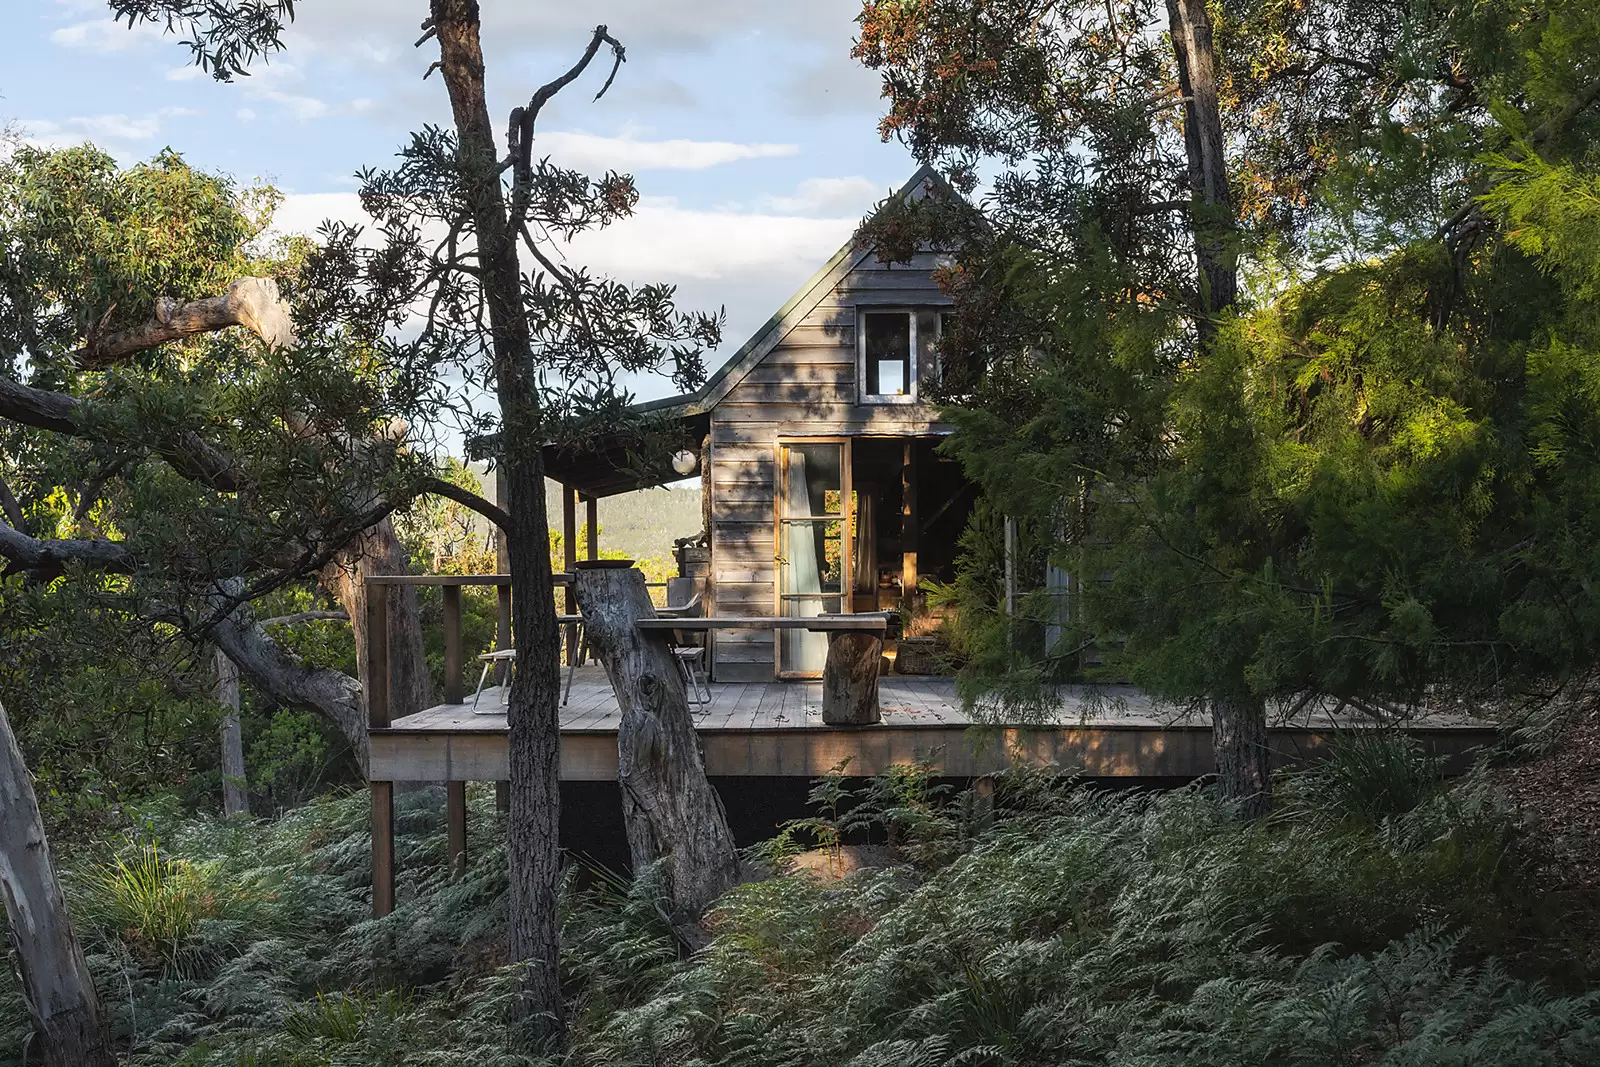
[776,439,852,677]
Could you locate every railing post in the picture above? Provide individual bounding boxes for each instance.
[364,578,395,918]
[442,584,462,707]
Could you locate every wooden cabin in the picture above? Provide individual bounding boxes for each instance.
[544,165,977,682]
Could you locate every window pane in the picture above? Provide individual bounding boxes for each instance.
[864,312,910,396]
[781,443,842,517]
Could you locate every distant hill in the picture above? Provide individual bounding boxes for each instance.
[470,464,702,565]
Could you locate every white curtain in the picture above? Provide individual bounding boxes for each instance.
[781,446,831,673]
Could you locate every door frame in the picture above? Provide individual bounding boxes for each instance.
[774,436,853,679]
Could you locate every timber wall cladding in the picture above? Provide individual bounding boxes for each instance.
[709,252,953,681]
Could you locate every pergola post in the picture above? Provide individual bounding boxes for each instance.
[365,581,395,918]
[563,484,578,665]
[586,494,599,562]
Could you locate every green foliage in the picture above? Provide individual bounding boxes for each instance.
[1,754,1592,1066]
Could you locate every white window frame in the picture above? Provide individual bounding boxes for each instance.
[856,307,919,405]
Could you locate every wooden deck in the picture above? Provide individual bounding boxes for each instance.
[369,667,1498,782]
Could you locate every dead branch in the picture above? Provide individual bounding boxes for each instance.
[75,277,297,370]
[508,25,625,221]
[202,580,369,770]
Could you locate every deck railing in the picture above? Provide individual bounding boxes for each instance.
[361,571,670,721]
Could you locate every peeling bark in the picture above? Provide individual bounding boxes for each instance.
[76,276,297,369]
[0,701,117,1067]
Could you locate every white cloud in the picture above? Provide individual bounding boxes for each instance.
[760,176,885,217]
[20,106,198,147]
[536,131,798,172]
[236,107,258,123]
[50,18,164,53]
[570,195,850,280]
[268,192,368,242]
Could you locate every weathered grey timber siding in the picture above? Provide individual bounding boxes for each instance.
[709,251,953,681]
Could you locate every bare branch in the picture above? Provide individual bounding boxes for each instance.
[509,25,626,222]
[75,277,297,370]
[423,476,510,529]
[0,377,79,436]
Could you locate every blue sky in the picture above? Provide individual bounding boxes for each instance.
[2,0,923,403]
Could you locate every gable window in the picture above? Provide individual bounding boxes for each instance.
[859,309,917,403]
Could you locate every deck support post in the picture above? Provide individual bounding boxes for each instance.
[495,780,510,813]
[446,780,468,876]
[371,782,394,915]
[365,582,395,917]
[971,774,996,835]
[822,630,884,725]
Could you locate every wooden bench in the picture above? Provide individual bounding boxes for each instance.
[636,613,896,725]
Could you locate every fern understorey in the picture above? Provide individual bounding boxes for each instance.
[2,740,1596,1066]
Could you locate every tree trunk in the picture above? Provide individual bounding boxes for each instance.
[1211,690,1271,818]
[574,567,739,945]
[1166,0,1237,321]
[822,631,884,725]
[1167,0,1271,814]
[431,0,565,1046]
[0,701,117,1067]
[322,516,430,725]
[214,648,249,816]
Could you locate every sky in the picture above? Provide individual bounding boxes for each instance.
[1,0,923,404]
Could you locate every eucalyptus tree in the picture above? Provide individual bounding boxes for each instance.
[0,141,458,1067]
[106,0,732,1046]
[854,0,1600,814]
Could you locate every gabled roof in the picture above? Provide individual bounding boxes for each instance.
[544,164,956,497]
[635,162,956,419]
